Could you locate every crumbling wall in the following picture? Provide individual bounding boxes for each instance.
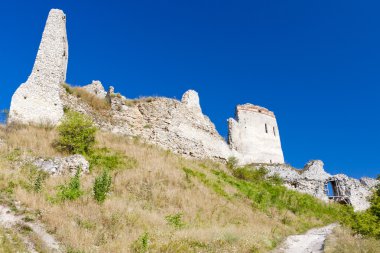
[62,88,233,160]
[228,104,285,164]
[264,160,379,211]
[82,81,107,99]
[9,9,68,125]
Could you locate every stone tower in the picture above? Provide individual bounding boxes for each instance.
[228,104,284,164]
[8,9,68,125]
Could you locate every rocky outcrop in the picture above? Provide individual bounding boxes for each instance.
[33,155,89,175]
[181,90,202,113]
[62,89,233,160]
[9,9,68,125]
[82,81,107,99]
[360,177,379,189]
[264,161,379,211]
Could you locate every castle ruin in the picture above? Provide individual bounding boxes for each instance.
[8,9,284,166]
[228,104,284,164]
[7,9,379,211]
[8,9,68,125]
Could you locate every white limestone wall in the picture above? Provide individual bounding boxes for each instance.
[9,9,68,125]
[229,104,284,164]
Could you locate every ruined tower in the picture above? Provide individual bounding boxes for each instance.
[228,104,284,164]
[8,9,68,125]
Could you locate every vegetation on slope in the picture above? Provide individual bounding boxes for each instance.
[0,114,378,252]
[0,226,28,253]
[325,226,380,253]
[62,83,111,111]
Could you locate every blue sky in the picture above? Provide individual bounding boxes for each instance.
[0,0,379,178]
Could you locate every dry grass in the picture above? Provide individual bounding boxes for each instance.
[63,83,111,111]
[2,125,60,158]
[0,126,373,252]
[0,226,28,252]
[325,226,380,253]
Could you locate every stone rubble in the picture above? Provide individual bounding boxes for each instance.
[33,155,89,175]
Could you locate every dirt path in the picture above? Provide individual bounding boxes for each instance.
[0,205,62,252]
[272,223,337,253]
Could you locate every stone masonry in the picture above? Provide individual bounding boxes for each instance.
[9,9,68,125]
[228,104,284,164]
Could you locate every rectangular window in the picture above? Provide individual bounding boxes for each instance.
[265,123,268,133]
[273,126,276,136]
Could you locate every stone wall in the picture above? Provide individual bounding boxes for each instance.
[228,104,285,164]
[263,161,379,211]
[9,9,68,125]
[62,87,233,161]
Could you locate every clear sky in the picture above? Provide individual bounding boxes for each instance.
[0,1,379,178]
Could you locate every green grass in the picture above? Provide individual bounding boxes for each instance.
[183,167,230,199]
[87,147,137,171]
[213,168,350,222]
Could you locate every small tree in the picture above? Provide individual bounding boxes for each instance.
[56,111,97,155]
[57,169,83,201]
[93,170,112,203]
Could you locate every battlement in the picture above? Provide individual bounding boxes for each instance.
[236,104,275,118]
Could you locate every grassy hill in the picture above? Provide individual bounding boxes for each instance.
[0,123,378,252]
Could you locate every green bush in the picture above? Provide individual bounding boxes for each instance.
[349,184,380,239]
[93,170,112,203]
[56,111,97,155]
[20,163,49,193]
[57,169,83,201]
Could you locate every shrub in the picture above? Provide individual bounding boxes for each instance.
[93,170,112,203]
[349,184,380,238]
[20,163,49,193]
[165,213,186,229]
[56,111,97,155]
[33,172,46,193]
[57,169,83,201]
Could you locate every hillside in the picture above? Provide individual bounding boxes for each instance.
[0,123,378,252]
